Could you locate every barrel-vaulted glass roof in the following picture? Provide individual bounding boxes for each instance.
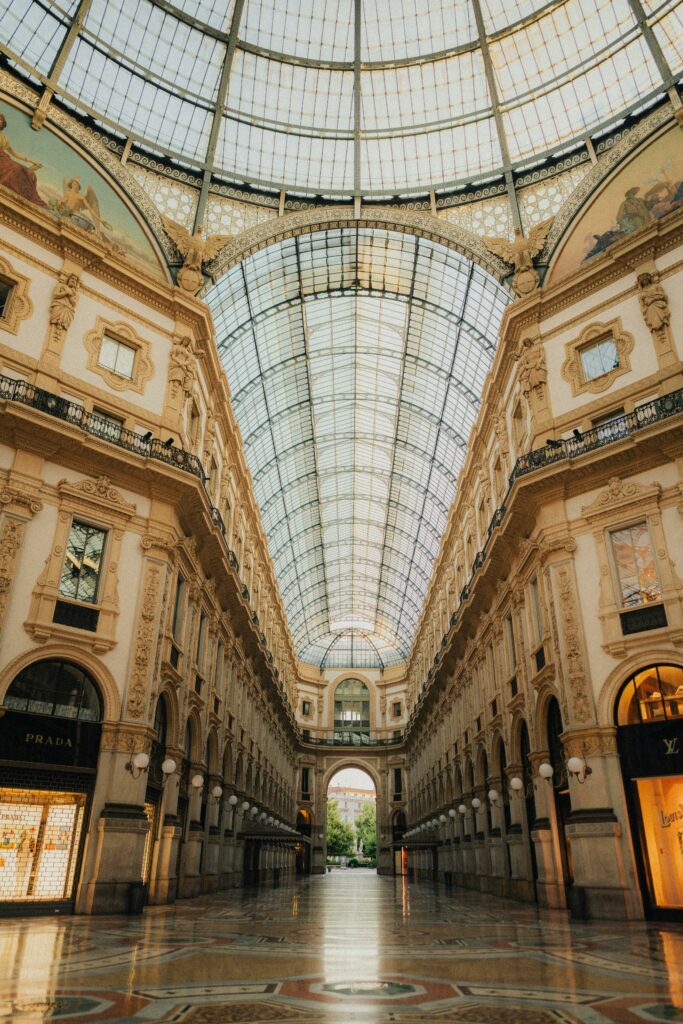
[208,229,508,668]
[2,0,680,198]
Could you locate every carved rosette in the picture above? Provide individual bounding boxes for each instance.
[126,563,162,718]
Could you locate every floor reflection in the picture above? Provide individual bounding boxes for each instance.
[0,872,680,1022]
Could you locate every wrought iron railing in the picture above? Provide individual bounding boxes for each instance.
[0,372,284,685]
[413,387,683,706]
[302,733,404,747]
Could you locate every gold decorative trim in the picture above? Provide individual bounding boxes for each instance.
[0,254,32,335]
[560,319,634,397]
[83,317,153,394]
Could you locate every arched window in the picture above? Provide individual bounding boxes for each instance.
[616,664,683,724]
[3,659,102,721]
[333,678,370,744]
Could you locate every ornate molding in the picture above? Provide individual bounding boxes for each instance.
[126,563,163,719]
[208,206,510,283]
[0,253,33,335]
[83,317,154,395]
[582,476,659,520]
[58,475,136,518]
[561,318,635,397]
[561,726,618,760]
[555,565,593,725]
[0,486,43,516]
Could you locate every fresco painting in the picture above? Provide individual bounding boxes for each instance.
[0,102,162,275]
[549,128,683,283]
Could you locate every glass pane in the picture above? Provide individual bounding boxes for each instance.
[114,341,136,378]
[611,522,661,607]
[580,337,619,381]
[97,335,119,372]
[0,279,11,318]
[59,521,106,604]
[636,776,683,909]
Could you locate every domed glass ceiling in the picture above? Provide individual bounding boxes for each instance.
[1,0,681,198]
[208,228,508,668]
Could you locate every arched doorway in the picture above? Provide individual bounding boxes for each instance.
[326,767,377,870]
[616,663,683,918]
[0,658,103,912]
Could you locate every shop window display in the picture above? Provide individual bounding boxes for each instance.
[0,790,86,902]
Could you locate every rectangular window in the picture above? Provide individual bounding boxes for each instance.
[392,701,401,718]
[505,614,516,671]
[172,575,185,639]
[610,522,662,608]
[529,577,543,645]
[302,700,311,716]
[91,408,124,442]
[393,767,402,797]
[301,767,310,796]
[98,335,136,379]
[0,278,12,319]
[59,520,106,604]
[580,336,619,382]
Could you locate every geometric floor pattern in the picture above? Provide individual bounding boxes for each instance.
[0,870,682,1023]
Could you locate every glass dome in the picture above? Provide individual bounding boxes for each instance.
[2,0,680,198]
[208,227,508,667]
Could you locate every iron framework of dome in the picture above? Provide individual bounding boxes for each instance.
[1,0,681,201]
[208,228,508,668]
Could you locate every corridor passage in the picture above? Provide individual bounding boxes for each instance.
[0,872,682,1023]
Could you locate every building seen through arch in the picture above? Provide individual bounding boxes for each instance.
[0,1,683,1016]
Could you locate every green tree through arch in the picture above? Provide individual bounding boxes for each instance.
[355,801,376,859]
[326,799,355,857]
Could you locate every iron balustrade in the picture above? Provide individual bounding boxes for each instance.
[302,734,404,747]
[413,387,683,703]
[0,372,291,702]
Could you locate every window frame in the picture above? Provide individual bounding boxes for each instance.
[607,517,663,612]
[58,517,108,606]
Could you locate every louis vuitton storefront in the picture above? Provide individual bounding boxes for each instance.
[617,664,683,919]
[0,659,102,914]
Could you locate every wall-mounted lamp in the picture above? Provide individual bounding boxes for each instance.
[250,805,259,817]
[488,789,499,804]
[567,753,592,784]
[191,773,204,791]
[211,785,223,804]
[539,762,554,781]
[448,808,457,819]
[458,804,467,815]
[228,794,239,807]
[241,801,250,812]
[259,811,268,822]
[471,797,481,810]
[439,814,447,823]
[125,751,150,779]
[161,757,177,781]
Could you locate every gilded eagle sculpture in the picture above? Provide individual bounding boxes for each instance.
[161,216,233,294]
[483,218,552,296]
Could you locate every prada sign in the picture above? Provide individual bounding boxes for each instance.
[0,710,101,768]
[618,720,683,777]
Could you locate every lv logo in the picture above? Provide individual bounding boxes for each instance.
[662,737,680,756]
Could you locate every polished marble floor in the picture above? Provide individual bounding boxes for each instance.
[0,870,682,1023]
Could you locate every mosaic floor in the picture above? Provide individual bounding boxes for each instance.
[0,870,682,1023]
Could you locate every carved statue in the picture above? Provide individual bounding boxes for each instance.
[49,272,79,333]
[161,216,233,294]
[637,271,671,337]
[517,336,547,395]
[168,335,197,398]
[483,219,553,297]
